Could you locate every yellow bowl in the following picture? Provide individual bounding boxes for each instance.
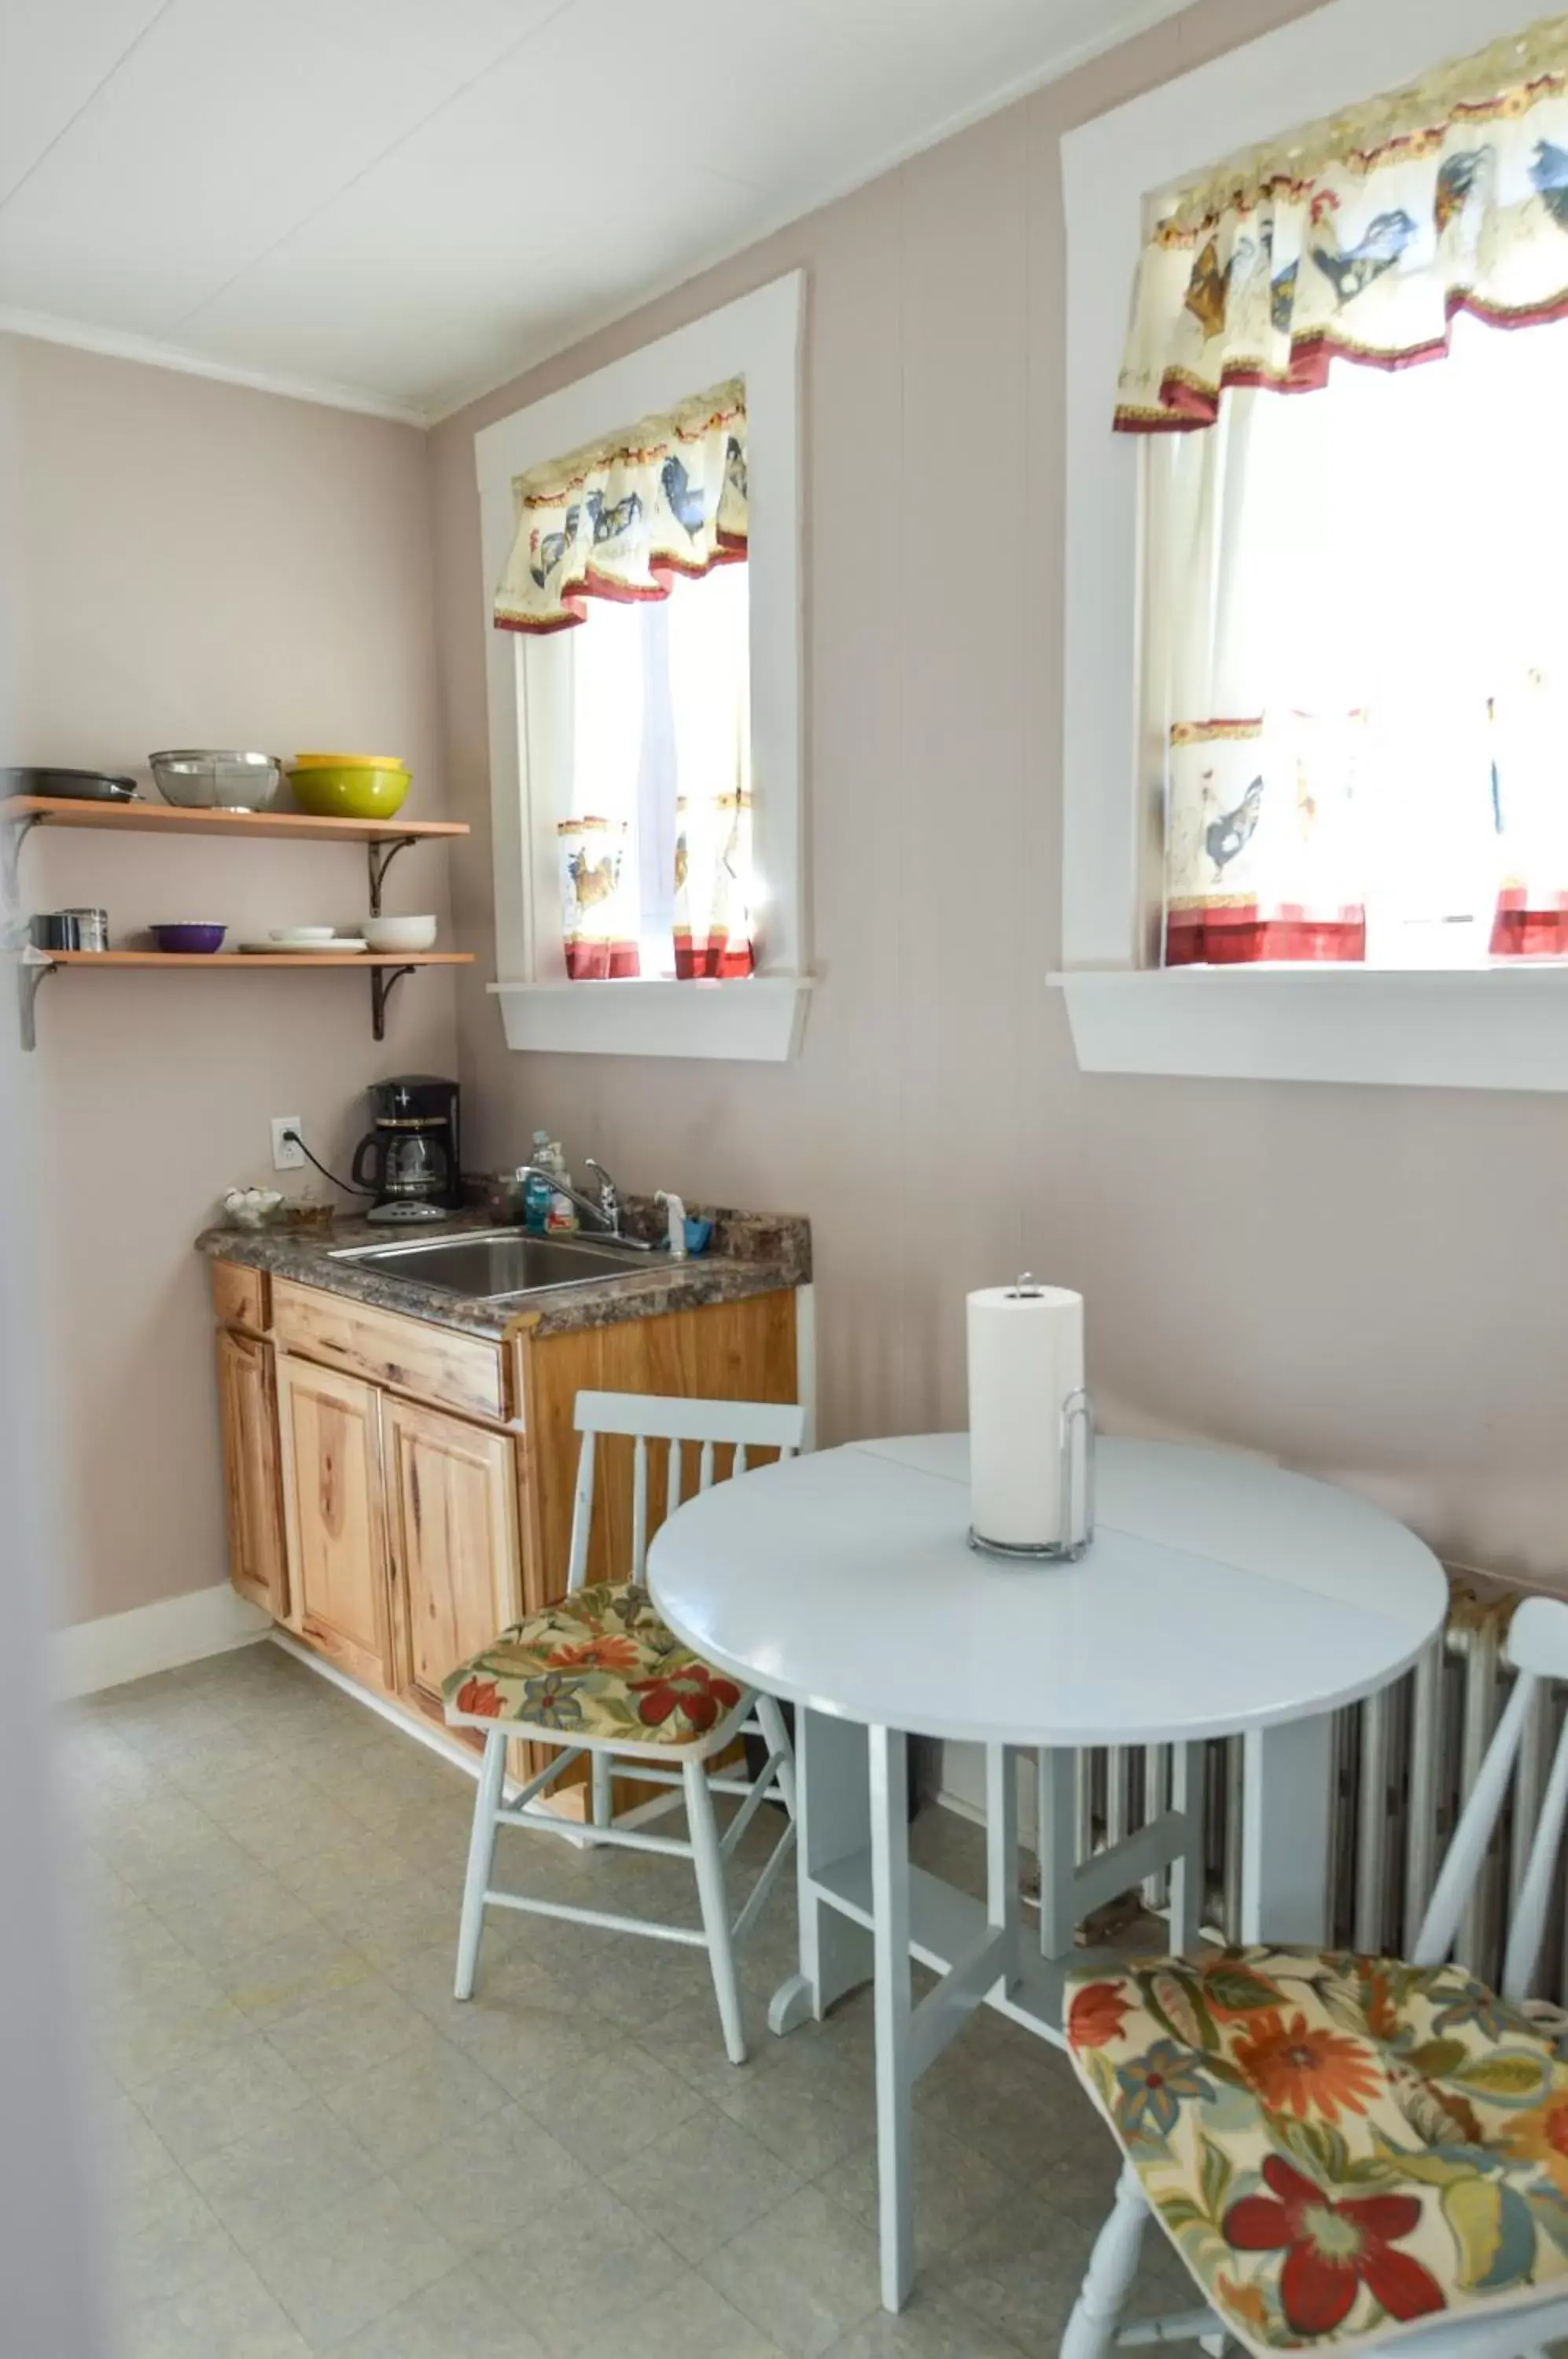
[292,752,406,769]
[287,763,411,820]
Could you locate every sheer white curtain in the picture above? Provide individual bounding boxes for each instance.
[669,559,752,978]
[558,598,645,977]
[555,564,752,980]
[1149,312,1568,964]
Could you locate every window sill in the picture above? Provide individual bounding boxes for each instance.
[490,974,815,1062]
[1051,966,1568,1094]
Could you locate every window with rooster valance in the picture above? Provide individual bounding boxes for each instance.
[1125,13,1568,971]
[475,274,806,1062]
[489,376,754,985]
[492,378,748,635]
[1117,18,1568,431]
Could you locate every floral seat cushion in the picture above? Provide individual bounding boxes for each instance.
[1066,1945,1568,2357]
[441,1579,746,1747]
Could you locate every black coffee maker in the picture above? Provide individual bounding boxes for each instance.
[352,1076,462,1223]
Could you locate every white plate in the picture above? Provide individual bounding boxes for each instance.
[239,939,368,955]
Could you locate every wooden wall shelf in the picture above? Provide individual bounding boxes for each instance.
[40,949,472,969]
[1,794,470,914]
[1,795,468,845]
[17,948,474,1050]
[3,797,476,1049]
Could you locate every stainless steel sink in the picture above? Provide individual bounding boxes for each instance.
[328,1227,664,1299]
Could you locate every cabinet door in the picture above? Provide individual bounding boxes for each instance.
[278,1354,391,1691]
[216,1329,288,1619]
[382,1396,520,1728]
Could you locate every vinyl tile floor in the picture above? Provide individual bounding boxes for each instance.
[65,1642,1189,2357]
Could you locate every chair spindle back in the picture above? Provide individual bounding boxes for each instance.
[1412,1595,1568,1998]
[565,1390,804,1593]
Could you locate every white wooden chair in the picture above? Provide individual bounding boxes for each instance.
[1060,1596,1568,2359]
[443,1389,803,2064]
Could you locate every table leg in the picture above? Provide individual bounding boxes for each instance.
[1242,1713,1334,1945]
[1037,1747,1078,1961]
[870,1723,914,2313]
[985,1745,1021,1994]
[1168,1743,1203,1957]
[769,1705,874,2037]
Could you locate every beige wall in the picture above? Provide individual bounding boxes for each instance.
[17,0,1562,1633]
[429,0,1568,1589]
[8,337,457,1623]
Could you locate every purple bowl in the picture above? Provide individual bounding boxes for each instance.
[152,922,226,954]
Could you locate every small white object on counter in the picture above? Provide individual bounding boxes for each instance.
[966,1279,1084,1552]
[655,1189,687,1260]
[223,1186,283,1228]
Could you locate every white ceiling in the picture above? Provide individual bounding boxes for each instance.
[0,0,1184,422]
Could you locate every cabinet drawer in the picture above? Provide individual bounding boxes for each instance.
[211,1260,269,1333]
[273,1278,510,1423]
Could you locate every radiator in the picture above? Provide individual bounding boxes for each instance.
[1065,1570,1560,1995]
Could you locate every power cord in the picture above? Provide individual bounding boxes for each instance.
[283,1128,376,1197]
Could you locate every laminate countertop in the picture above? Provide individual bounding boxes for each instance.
[195,1197,810,1345]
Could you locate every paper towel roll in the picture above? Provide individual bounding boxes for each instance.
[967,1281,1084,1551]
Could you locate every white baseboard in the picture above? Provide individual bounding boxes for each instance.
[268,1630,493,1783]
[937,1740,1040,1840]
[54,1582,271,1699]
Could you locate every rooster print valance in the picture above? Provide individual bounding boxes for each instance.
[493,378,748,633]
[1117,14,1568,431]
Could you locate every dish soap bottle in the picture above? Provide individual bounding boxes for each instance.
[521,1130,554,1233]
[543,1141,579,1234]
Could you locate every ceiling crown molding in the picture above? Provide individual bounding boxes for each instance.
[0,305,427,426]
[2,0,1192,432]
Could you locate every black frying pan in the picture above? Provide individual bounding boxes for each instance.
[2,766,138,801]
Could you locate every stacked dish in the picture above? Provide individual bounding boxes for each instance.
[240,930,368,955]
[363,915,437,951]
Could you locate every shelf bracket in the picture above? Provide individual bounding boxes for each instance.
[366,836,421,918]
[17,950,55,1052]
[2,812,45,907]
[370,962,417,1041]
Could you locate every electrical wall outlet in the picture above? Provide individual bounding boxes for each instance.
[271,1116,305,1172]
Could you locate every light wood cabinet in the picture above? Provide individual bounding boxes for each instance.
[517,1289,800,1614]
[215,1328,288,1620]
[277,1353,392,1694]
[383,1396,520,1732]
[209,1254,800,1786]
[273,1279,508,1422]
[212,1260,268,1334]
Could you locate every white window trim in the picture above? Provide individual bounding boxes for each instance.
[1058,0,1568,1094]
[475,271,811,1061]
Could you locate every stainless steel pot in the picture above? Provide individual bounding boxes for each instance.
[31,913,81,951]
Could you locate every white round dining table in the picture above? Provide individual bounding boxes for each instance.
[648,1432,1447,2313]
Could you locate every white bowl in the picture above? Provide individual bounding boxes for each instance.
[269,926,337,943]
[363,915,438,952]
